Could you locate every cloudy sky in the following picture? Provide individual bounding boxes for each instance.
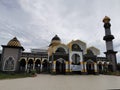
[0,0,120,62]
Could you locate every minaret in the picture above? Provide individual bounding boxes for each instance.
[103,16,117,71]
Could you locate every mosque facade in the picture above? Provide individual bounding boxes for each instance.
[0,16,117,74]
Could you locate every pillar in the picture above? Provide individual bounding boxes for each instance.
[65,61,69,73]
[84,62,87,73]
[102,64,104,71]
[69,61,72,73]
[94,63,97,72]
[52,61,56,72]
[33,61,35,70]
[40,61,43,72]
[80,61,84,72]
[94,62,98,74]
[25,61,28,71]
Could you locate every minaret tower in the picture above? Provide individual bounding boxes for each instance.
[103,16,117,71]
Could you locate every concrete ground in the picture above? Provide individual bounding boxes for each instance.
[0,74,120,90]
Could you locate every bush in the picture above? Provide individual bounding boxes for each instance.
[103,71,120,76]
[30,70,36,75]
[0,73,31,79]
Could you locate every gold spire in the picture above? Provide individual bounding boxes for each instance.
[103,16,111,23]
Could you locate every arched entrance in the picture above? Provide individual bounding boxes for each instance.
[56,58,66,74]
[72,54,80,65]
[35,59,41,73]
[42,59,48,73]
[86,60,95,74]
[19,59,26,72]
[28,59,33,72]
[103,62,108,73]
[98,62,103,74]
[4,57,15,71]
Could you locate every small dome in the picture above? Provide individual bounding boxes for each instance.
[7,37,22,47]
[52,35,61,41]
[49,35,61,47]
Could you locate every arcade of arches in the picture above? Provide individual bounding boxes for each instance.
[19,58,48,73]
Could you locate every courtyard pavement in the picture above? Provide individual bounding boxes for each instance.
[0,74,120,90]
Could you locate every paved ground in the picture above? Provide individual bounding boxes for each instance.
[0,74,120,90]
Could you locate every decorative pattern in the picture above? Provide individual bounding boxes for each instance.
[7,37,21,47]
[4,57,15,71]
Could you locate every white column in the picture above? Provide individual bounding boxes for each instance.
[80,62,84,72]
[25,61,28,71]
[69,61,72,72]
[53,61,56,72]
[33,61,35,70]
[102,65,103,71]
[41,58,45,72]
[40,62,43,72]
[66,61,68,72]
[94,63,97,72]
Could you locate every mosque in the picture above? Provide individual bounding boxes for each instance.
[0,16,117,74]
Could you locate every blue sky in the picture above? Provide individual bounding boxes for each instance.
[0,0,120,62]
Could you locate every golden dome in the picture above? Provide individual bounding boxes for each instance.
[103,16,110,23]
[7,37,22,47]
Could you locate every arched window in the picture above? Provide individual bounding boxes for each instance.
[72,44,81,51]
[72,54,80,65]
[56,47,66,53]
[28,59,33,69]
[20,59,26,67]
[4,57,15,71]
[87,49,94,55]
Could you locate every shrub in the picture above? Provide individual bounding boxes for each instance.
[30,69,36,75]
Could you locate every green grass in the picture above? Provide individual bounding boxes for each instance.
[0,73,31,80]
[104,71,120,76]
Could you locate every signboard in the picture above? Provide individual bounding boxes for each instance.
[71,65,81,71]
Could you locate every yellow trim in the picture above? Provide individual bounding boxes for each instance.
[52,69,56,72]
[33,61,36,63]
[19,57,27,61]
[35,58,41,61]
[84,69,87,72]
[95,70,97,72]
[28,58,34,61]
[69,69,72,72]
[26,61,28,64]
[42,58,47,62]
[70,62,72,64]
[81,69,84,72]
[94,62,97,64]
[65,69,69,72]
[53,61,56,64]
[70,43,72,51]
[66,61,69,64]
[84,62,86,64]
[80,62,83,64]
